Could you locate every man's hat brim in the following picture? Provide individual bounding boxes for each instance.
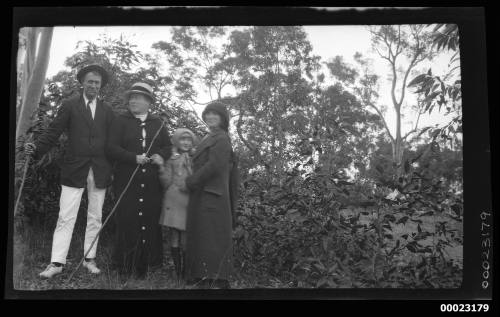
[77,64,109,87]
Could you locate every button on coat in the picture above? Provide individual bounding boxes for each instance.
[106,110,172,275]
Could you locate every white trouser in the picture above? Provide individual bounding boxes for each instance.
[50,167,106,264]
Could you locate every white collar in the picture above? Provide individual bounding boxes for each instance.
[134,113,148,122]
[83,94,97,107]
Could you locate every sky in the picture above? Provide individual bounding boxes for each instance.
[26,25,458,138]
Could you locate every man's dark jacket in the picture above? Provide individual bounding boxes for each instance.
[34,93,115,189]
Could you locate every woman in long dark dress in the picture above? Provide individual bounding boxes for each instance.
[106,82,172,278]
[184,101,235,289]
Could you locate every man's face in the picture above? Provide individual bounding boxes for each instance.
[82,72,102,100]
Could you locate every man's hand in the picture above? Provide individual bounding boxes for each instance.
[136,154,150,165]
[150,154,164,166]
[24,143,36,156]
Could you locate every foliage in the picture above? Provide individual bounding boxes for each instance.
[226,26,321,181]
[15,25,463,289]
[407,24,462,145]
[233,160,462,288]
[153,26,235,102]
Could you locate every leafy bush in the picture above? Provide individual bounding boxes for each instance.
[233,161,462,288]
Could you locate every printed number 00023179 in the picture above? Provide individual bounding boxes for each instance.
[440,304,489,312]
[480,211,491,290]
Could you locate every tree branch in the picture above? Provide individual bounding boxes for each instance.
[390,57,399,109]
[402,109,422,141]
[184,99,208,128]
[208,85,213,100]
[395,25,402,56]
[398,41,422,107]
[366,102,395,143]
[373,46,392,64]
[381,30,395,61]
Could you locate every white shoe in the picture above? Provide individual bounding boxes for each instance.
[82,259,101,274]
[39,263,63,279]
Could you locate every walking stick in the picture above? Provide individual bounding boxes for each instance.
[14,155,31,217]
[66,118,167,283]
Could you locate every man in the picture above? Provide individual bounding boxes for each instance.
[24,64,115,278]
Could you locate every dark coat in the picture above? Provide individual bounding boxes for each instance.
[106,110,172,275]
[185,129,234,281]
[34,94,115,188]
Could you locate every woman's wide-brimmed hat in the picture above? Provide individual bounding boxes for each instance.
[202,101,230,131]
[76,64,109,88]
[124,82,155,103]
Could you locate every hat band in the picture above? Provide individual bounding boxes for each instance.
[130,85,152,95]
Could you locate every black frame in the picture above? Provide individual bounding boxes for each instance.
[7,6,494,301]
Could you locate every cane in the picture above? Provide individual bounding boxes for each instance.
[66,117,167,283]
[14,155,31,217]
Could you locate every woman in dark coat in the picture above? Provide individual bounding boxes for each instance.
[185,101,235,289]
[106,82,172,278]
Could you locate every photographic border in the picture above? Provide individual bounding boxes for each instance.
[7,6,494,301]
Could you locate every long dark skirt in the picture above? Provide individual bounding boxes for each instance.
[112,165,163,277]
[185,187,234,282]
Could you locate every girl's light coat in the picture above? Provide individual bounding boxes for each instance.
[158,151,192,230]
[158,128,197,230]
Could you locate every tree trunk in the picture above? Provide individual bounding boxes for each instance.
[393,107,403,174]
[392,138,404,177]
[16,27,53,140]
[19,28,39,111]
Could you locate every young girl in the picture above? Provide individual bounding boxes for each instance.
[156,128,197,280]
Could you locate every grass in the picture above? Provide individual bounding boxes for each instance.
[13,211,196,290]
[13,203,463,290]
[13,210,266,290]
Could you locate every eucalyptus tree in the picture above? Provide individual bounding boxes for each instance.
[367,25,436,174]
[223,26,322,184]
[16,27,54,140]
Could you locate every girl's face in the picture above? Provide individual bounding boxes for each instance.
[178,135,194,153]
[204,111,222,129]
[128,93,151,115]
